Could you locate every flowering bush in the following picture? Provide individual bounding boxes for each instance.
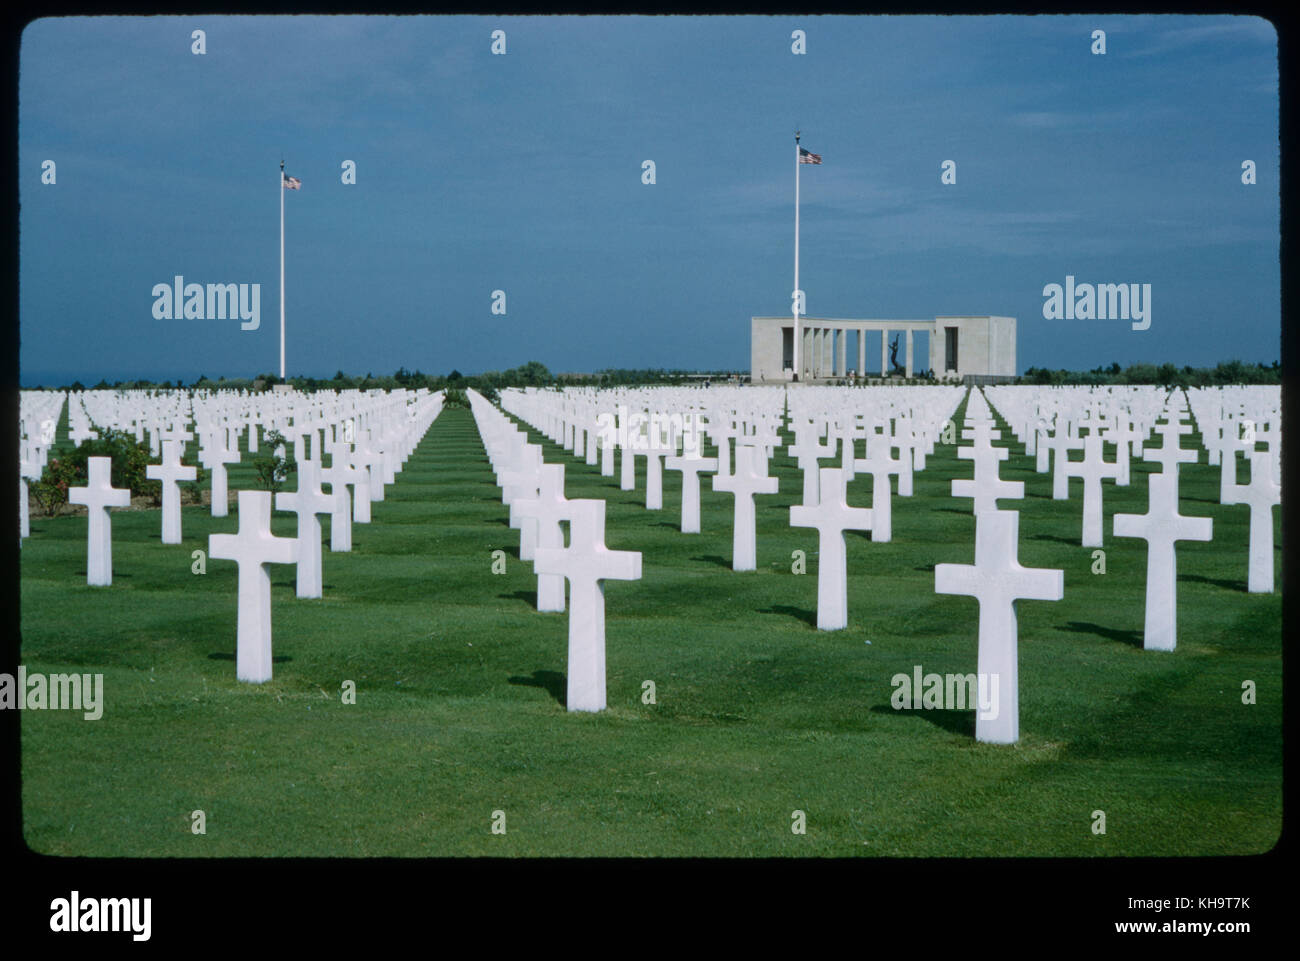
[29,427,159,515]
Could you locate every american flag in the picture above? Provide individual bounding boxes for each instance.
[283,174,301,189]
[798,147,822,165]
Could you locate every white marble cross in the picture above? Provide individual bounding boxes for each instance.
[160,421,194,452]
[789,467,873,630]
[599,416,616,476]
[501,446,543,558]
[583,411,600,468]
[665,444,718,534]
[1104,408,1141,486]
[853,428,902,542]
[891,417,916,496]
[319,454,361,552]
[1033,417,1052,474]
[533,498,642,712]
[837,422,858,482]
[500,444,542,507]
[245,412,260,453]
[209,490,300,683]
[68,456,132,586]
[146,439,196,544]
[19,452,37,542]
[1144,417,1198,484]
[1113,467,1213,652]
[951,425,1023,515]
[346,444,373,524]
[1222,448,1280,593]
[1048,422,1084,500]
[514,463,572,612]
[619,410,643,492]
[712,443,779,571]
[572,415,586,459]
[1063,431,1121,547]
[711,414,737,481]
[935,509,1063,743]
[275,457,334,598]
[68,421,98,447]
[359,432,386,503]
[644,439,668,511]
[199,433,240,518]
[788,419,836,507]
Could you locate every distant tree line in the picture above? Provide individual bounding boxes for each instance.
[40,360,1276,394]
[1019,360,1280,388]
[34,362,733,399]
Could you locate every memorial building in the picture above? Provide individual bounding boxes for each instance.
[749,315,1017,383]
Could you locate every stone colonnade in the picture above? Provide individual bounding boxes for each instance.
[798,322,922,380]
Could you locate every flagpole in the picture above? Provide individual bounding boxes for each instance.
[792,131,801,383]
[279,159,286,381]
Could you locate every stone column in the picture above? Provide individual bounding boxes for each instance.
[804,327,814,379]
[905,329,914,378]
[858,329,866,376]
[837,328,847,377]
[881,328,888,376]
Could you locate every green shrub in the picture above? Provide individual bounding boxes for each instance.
[30,427,159,515]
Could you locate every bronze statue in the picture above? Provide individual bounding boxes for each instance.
[889,335,905,376]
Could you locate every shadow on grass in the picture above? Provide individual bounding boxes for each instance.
[498,589,538,607]
[1060,620,1143,648]
[1181,573,1247,592]
[869,703,975,737]
[208,652,291,663]
[693,554,734,570]
[759,604,818,628]
[1030,533,1079,546]
[508,669,566,707]
[273,581,338,591]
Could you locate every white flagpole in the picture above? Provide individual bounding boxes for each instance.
[279,159,286,381]
[793,131,801,383]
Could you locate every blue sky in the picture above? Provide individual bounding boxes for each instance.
[18,14,1279,385]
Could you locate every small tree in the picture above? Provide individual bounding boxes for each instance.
[253,430,296,495]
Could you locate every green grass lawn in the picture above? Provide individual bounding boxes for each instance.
[19,395,1281,856]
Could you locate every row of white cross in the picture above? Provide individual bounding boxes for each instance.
[472,388,641,713]
[40,389,445,684]
[498,382,1279,743]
